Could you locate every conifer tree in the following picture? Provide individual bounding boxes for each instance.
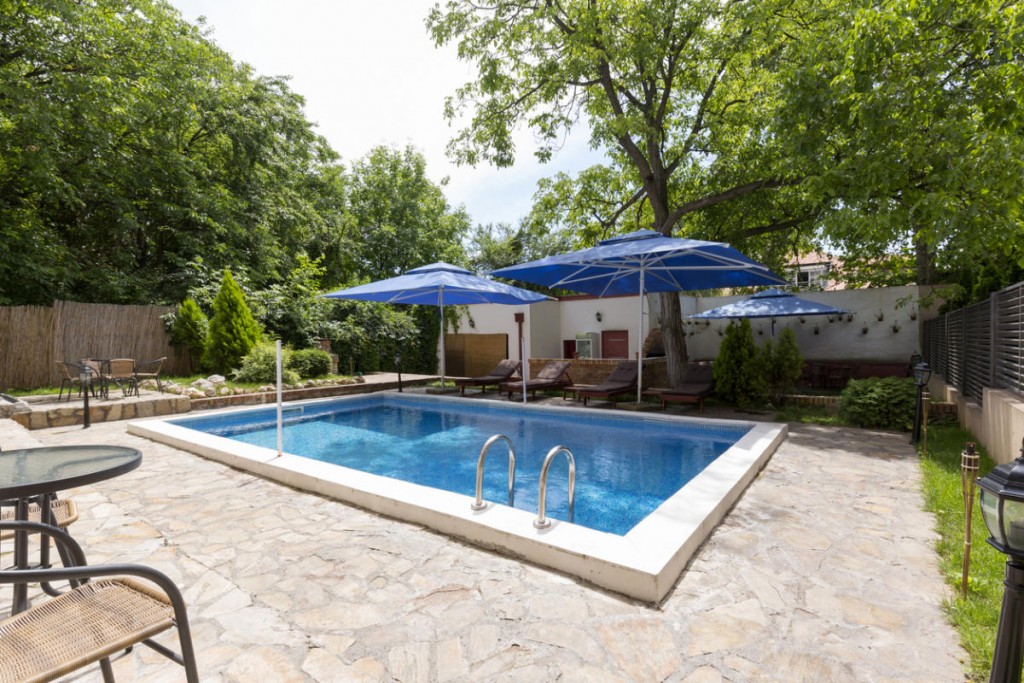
[171,298,209,370]
[713,319,765,409]
[203,270,262,374]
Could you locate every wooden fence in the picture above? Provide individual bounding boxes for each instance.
[0,301,191,390]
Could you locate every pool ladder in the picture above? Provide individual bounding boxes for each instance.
[471,435,576,529]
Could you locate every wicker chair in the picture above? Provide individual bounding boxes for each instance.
[0,520,199,682]
[107,358,138,398]
[0,497,78,542]
[132,357,166,393]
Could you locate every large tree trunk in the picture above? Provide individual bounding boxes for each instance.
[914,233,935,286]
[659,291,689,387]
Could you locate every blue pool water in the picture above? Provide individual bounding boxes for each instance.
[172,395,749,536]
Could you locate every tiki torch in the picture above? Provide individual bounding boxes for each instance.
[962,442,980,597]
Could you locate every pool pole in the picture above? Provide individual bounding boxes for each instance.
[276,339,283,457]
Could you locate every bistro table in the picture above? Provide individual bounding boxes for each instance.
[0,444,141,614]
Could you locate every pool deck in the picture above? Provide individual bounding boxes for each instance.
[0,381,969,681]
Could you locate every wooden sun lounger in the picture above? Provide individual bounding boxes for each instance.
[576,361,639,406]
[501,361,573,400]
[454,359,521,395]
[656,362,715,413]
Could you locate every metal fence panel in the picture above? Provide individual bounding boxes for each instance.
[923,281,1024,404]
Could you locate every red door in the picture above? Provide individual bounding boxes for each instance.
[601,330,628,359]
[562,339,577,359]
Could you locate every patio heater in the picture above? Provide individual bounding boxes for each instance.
[911,362,931,444]
[79,365,92,429]
[978,438,1024,683]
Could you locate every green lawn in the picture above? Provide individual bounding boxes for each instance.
[920,425,1006,682]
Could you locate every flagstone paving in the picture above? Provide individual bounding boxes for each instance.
[1,401,968,682]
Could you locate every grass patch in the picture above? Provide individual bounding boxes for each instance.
[773,404,843,425]
[921,424,1005,681]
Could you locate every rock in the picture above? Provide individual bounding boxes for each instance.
[207,374,227,384]
[192,378,215,392]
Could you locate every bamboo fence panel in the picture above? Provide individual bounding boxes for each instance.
[0,301,191,390]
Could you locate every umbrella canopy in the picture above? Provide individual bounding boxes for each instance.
[689,288,850,321]
[492,230,786,401]
[322,262,549,388]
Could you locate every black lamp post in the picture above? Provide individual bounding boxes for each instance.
[79,365,92,429]
[978,439,1024,683]
[394,349,403,393]
[911,361,931,444]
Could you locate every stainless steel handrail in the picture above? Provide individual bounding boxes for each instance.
[471,434,516,511]
[533,446,575,529]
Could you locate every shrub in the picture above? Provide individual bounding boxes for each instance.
[839,377,917,430]
[204,269,262,374]
[233,343,300,385]
[763,327,803,403]
[170,298,208,370]
[713,319,766,408]
[288,348,332,379]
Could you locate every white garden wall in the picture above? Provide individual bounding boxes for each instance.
[454,285,927,365]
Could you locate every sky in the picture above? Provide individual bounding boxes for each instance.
[167,0,604,228]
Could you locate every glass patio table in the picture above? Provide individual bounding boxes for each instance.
[0,444,141,614]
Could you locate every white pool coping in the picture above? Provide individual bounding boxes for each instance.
[129,393,787,603]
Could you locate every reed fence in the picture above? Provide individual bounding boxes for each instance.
[0,301,191,391]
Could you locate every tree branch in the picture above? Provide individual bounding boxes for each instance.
[662,178,801,231]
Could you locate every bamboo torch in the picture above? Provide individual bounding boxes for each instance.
[961,442,980,597]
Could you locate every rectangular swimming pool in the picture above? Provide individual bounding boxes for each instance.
[130,393,786,602]
[172,395,747,536]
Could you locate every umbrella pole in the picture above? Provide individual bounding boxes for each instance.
[636,269,645,403]
[438,289,446,389]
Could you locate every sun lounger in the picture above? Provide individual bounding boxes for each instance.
[657,362,715,413]
[501,360,573,400]
[454,359,521,395]
[576,361,639,406]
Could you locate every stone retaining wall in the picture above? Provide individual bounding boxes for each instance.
[11,395,190,430]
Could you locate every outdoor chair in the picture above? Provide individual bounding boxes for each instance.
[56,361,85,401]
[82,359,111,400]
[132,356,166,393]
[0,520,199,683]
[576,361,639,406]
[501,360,573,400]
[107,358,138,397]
[454,359,521,395]
[656,362,715,413]
[0,498,79,542]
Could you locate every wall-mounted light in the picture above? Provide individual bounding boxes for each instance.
[595,312,603,322]
[468,317,476,329]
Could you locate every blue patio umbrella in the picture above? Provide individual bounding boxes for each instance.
[492,230,786,401]
[689,288,850,334]
[322,263,549,389]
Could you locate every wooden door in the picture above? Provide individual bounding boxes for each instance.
[601,330,629,359]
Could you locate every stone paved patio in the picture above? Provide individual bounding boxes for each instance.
[1,395,968,682]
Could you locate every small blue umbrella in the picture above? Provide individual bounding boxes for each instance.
[492,230,786,401]
[689,288,850,334]
[322,263,549,388]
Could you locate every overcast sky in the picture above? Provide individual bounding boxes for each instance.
[167,0,602,228]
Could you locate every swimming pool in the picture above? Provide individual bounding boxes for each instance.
[130,393,786,602]
[172,395,746,536]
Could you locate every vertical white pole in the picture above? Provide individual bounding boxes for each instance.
[636,269,645,403]
[276,339,283,457]
[439,288,446,389]
[521,334,528,404]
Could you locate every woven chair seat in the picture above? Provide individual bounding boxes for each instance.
[0,577,175,682]
[0,499,78,541]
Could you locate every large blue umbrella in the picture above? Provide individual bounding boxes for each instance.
[322,262,549,388]
[690,288,849,320]
[492,230,786,401]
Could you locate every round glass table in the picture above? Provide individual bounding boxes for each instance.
[0,445,141,614]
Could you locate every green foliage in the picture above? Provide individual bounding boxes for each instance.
[920,426,1002,682]
[713,320,766,409]
[345,145,469,281]
[287,348,332,379]
[232,343,300,385]
[838,377,917,430]
[169,298,209,369]
[327,298,425,375]
[763,328,804,403]
[250,254,340,348]
[204,270,263,374]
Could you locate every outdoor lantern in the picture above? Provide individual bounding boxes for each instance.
[978,439,1024,682]
[79,365,92,429]
[595,311,603,322]
[394,350,403,393]
[910,362,931,444]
